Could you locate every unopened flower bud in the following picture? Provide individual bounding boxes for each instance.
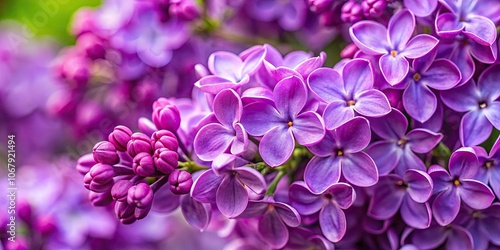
[127,132,153,157]
[341,0,364,23]
[152,98,181,132]
[111,180,134,202]
[108,125,133,151]
[115,201,137,224]
[76,153,96,175]
[127,183,154,208]
[93,141,120,165]
[153,148,179,175]
[77,33,106,60]
[168,169,193,194]
[83,163,115,192]
[169,0,200,21]
[36,215,57,236]
[362,0,387,18]
[133,152,156,177]
[309,0,334,13]
[151,130,179,151]
[134,204,152,220]
[62,55,90,87]
[89,190,113,206]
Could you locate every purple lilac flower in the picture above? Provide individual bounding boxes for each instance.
[368,169,433,229]
[459,203,500,250]
[195,48,265,94]
[194,89,250,161]
[429,147,495,226]
[289,181,356,242]
[403,223,474,250]
[191,154,266,217]
[349,9,439,85]
[366,108,443,176]
[285,227,334,250]
[440,64,500,146]
[403,0,437,17]
[237,196,301,249]
[401,49,461,122]
[304,117,378,193]
[473,136,500,199]
[436,0,498,46]
[307,58,391,129]
[245,0,308,31]
[241,76,325,167]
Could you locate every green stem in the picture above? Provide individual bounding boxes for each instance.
[178,161,208,173]
[265,171,286,196]
[432,142,452,168]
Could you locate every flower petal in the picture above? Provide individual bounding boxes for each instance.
[259,126,294,167]
[292,111,325,146]
[259,210,289,249]
[342,59,374,96]
[406,129,443,154]
[369,108,407,140]
[463,15,497,46]
[216,175,249,217]
[191,169,223,203]
[194,123,234,161]
[409,226,447,249]
[436,13,464,39]
[394,148,427,177]
[388,9,415,50]
[320,202,347,242]
[422,59,461,90]
[366,141,401,175]
[181,195,211,231]
[274,202,301,227]
[195,75,249,95]
[404,0,437,17]
[336,117,371,152]
[349,21,389,55]
[305,156,341,194]
[208,51,243,79]
[368,176,405,219]
[241,102,283,136]
[235,167,266,195]
[274,76,307,118]
[401,34,439,59]
[322,101,355,130]
[404,83,436,123]
[326,183,356,209]
[460,110,492,146]
[405,169,433,203]
[307,67,345,103]
[400,197,432,229]
[449,147,479,178]
[289,181,323,215]
[445,225,474,250]
[478,64,500,102]
[459,179,494,210]
[379,53,409,85]
[440,80,480,112]
[355,89,392,117]
[342,152,378,187]
[231,123,248,155]
[294,52,327,79]
[432,187,461,226]
[213,89,242,127]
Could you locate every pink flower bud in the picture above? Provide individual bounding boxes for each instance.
[127,183,154,208]
[151,130,179,151]
[153,148,179,175]
[168,169,193,195]
[132,152,156,177]
[108,125,133,151]
[93,141,120,165]
[152,98,181,132]
[127,132,153,157]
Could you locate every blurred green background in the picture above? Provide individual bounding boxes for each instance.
[0,0,101,45]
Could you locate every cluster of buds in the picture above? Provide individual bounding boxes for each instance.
[77,100,195,224]
[309,0,389,26]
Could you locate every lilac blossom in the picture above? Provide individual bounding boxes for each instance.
[436,0,498,46]
[401,50,461,123]
[237,196,301,249]
[307,58,391,129]
[191,154,266,217]
[245,0,308,31]
[459,203,500,250]
[349,9,439,85]
[403,223,474,250]
[473,136,500,199]
[289,181,356,242]
[241,76,325,167]
[368,169,434,229]
[366,108,443,176]
[304,117,378,193]
[404,0,437,17]
[194,89,250,161]
[441,64,500,146]
[195,48,265,94]
[429,147,495,226]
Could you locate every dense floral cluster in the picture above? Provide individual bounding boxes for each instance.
[76,0,500,247]
[2,0,500,249]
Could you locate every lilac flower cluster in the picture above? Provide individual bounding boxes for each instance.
[4,0,500,249]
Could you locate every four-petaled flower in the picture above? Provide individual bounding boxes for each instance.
[350,9,439,85]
